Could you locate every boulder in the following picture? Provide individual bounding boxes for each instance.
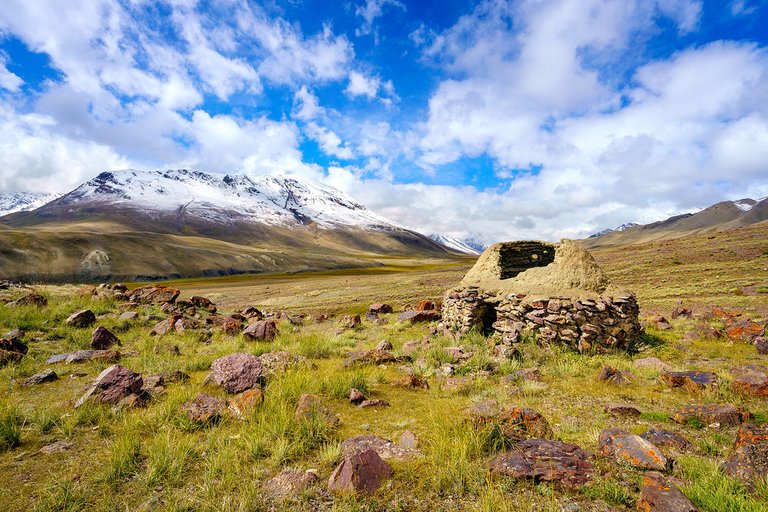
[182,394,225,424]
[258,350,308,376]
[150,315,181,336]
[604,403,641,418]
[641,428,692,452]
[221,318,244,336]
[24,370,58,385]
[369,304,393,314]
[723,423,768,489]
[228,388,264,419]
[637,471,699,512]
[241,306,264,319]
[65,309,96,328]
[416,300,437,311]
[597,428,668,471]
[598,365,632,385]
[75,364,143,408]
[489,439,593,487]
[128,284,180,304]
[375,340,393,351]
[190,295,217,313]
[264,469,319,500]
[466,401,553,442]
[328,448,393,495]
[339,315,361,329]
[295,394,339,426]
[243,320,278,341]
[340,435,421,461]
[398,310,441,323]
[91,326,120,350]
[731,371,768,396]
[7,291,48,307]
[349,388,366,405]
[0,337,28,365]
[45,349,121,365]
[671,404,749,427]
[661,371,719,392]
[207,353,265,394]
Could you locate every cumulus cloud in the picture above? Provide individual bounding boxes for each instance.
[0,53,22,92]
[305,122,355,160]
[355,0,405,37]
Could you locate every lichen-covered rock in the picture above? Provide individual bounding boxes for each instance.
[731,371,768,396]
[328,448,393,495]
[597,428,668,471]
[243,320,278,341]
[182,393,225,424]
[207,353,265,394]
[637,471,699,511]
[228,388,264,419]
[641,428,692,452]
[661,371,719,392]
[340,435,421,461]
[466,401,553,442]
[723,423,768,490]
[671,404,750,427]
[128,284,180,304]
[489,438,593,487]
[264,469,318,500]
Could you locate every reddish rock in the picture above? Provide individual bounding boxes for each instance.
[207,353,265,394]
[731,371,768,396]
[91,326,120,350]
[416,300,437,311]
[652,315,672,330]
[264,469,318,499]
[466,401,553,442]
[228,388,264,419]
[75,364,143,408]
[220,318,243,335]
[671,301,693,320]
[641,428,692,452]
[65,309,96,328]
[598,428,668,471]
[489,439,593,487]
[339,315,361,328]
[295,393,339,426]
[182,393,225,424]
[369,304,393,314]
[313,313,329,323]
[755,337,768,354]
[393,374,429,390]
[638,471,699,512]
[661,371,719,392]
[398,310,441,323]
[150,315,182,336]
[0,337,28,365]
[241,306,264,319]
[190,295,217,313]
[129,284,180,304]
[7,291,48,307]
[723,423,768,489]
[671,404,750,427]
[328,448,393,495]
[340,435,420,461]
[604,403,641,418]
[243,320,278,341]
[726,319,765,343]
[598,365,632,385]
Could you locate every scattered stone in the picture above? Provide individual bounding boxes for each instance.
[24,370,58,385]
[190,295,217,313]
[264,469,319,499]
[671,404,750,427]
[119,311,138,321]
[313,313,329,323]
[513,367,543,382]
[343,349,404,367]
[393,374,429,390]
[598,365,632,385]
[258,351,308,377]
[0,337,28,365]
[653,315,673,330]
[129,284,180,304]
[5,328,23,339]
[39,440,74,455]
[604,403,641,418]
[441,375,477,391]
[634,357,674,372]
[723,423,768,490]
[637,471,699,512]
[416,300,437,311]
[399,431,418,450]
[45,349,121,365]
[241,306,264,319]
[339,315,361,329]
[182,393,225,424]
[398,310,441,323]
[349,388,366,405]
[341,435,421,461]
[295,394,339,426]
[221,318,244,336]
[328,448,393,495]
[731,371,768,396]
[671,301,693,320]
[489,438,593,487]
[364,311,380,322]
[65,309,96,328]
[75,364,143,408]
[466,401,553,442]
[401,339,429,353]
[207,353,265,394]
[597,428,668,471]
[755,336,768,354]
[661,371,719,392]
[359,399,390,408]
[150,315,181,336]
[493,344,521,360]
[7,291,48,307]
[174,318,197,334]
[726,319,765,344]
[228,388,264,419]
[375,340,393,351]
[369,304,393,314]
[641,428,692,452]
[91,326,120,350]
[243,320,278,341]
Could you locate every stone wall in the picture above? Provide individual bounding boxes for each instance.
[442,287,642,353]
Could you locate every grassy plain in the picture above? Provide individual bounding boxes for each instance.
[0,226,767,511]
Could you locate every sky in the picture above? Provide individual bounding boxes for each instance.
[0,0,766,244]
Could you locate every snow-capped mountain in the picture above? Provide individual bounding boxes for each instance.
[46,169,398,230]
[0,192,60,217]
[588,222,640,238]
[428,234,482,255]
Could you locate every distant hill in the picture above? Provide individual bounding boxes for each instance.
[0,169,458,281]
[428,234,482,255]
[0,192,61,216]
[588,223,640,238]
[582,197,768,248]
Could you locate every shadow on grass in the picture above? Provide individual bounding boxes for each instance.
[625,332,666,355]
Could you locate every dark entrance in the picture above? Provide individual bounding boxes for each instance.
[497,241,555,280]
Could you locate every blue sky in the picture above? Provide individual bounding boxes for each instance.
[0,0,766,243]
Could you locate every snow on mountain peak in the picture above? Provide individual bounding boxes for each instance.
[0,192,61,217]
[428,234,482,255]
[733,198,756,212]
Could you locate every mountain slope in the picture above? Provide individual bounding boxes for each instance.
[0,192,61,216]
[0,169,455,281]
[428,234,482,255]
[583,197,768,248]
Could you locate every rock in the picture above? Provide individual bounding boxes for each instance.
[399,431,418,450]
[369,304,393,314]
[398,310,441,323]
[257,351,307,377]
[731,371,768,396]
[671,404,749,427]
[0,337,28,365]
[24,370,58,385]
[295,394,339,426]
[755,337,768,354]
[726,319,765,343]
[228,388,264,419]
[39,440,75,454]
[328,448,393,495]
[637,471,699,512]
[340,435,421,461]
[349,388,366,404]
[489,439,593,487]
[5,328,23,339]
[91,326,120,350]
[653,315,672,330]
[242,320,278,341]
[343,349,403,367]
[221,318,244,336]
[75,364,143,408]
[65,309,96,328]
[45,349,121,365]
[339,315,361,329]
[365,311,380,322]
[466,401,553,442]
[671,301,693,320]
[401,339,429,353]
[190,295,217,313]
[359,399,390,408]
[604,403,641,418]
[241,306,264,319]
[661,371,719,392]
[128,284,180,304]
[182,393,225,424]
[7,291,48,307]
[150,315,181,336]
[119,311,138,321]
[723,423,768,489]
[597,428,668,471]
[641,428,692,452]
[313,313,329,323]
[634,357,673,372]
[598,365,632,385]
[375,340,393,351]
[416,300,437,311]
[393,374,429,390]
[513,367,542,382]
[174,318,198,334]
[493,344,521,360]
[207,353,265,394]
[264,469,319,499]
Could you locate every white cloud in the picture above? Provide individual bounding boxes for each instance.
[345,71,380,98]
[305,122,355,160]
[355,0,405,37]
[0,53,22,92]
[292,86,325,121]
